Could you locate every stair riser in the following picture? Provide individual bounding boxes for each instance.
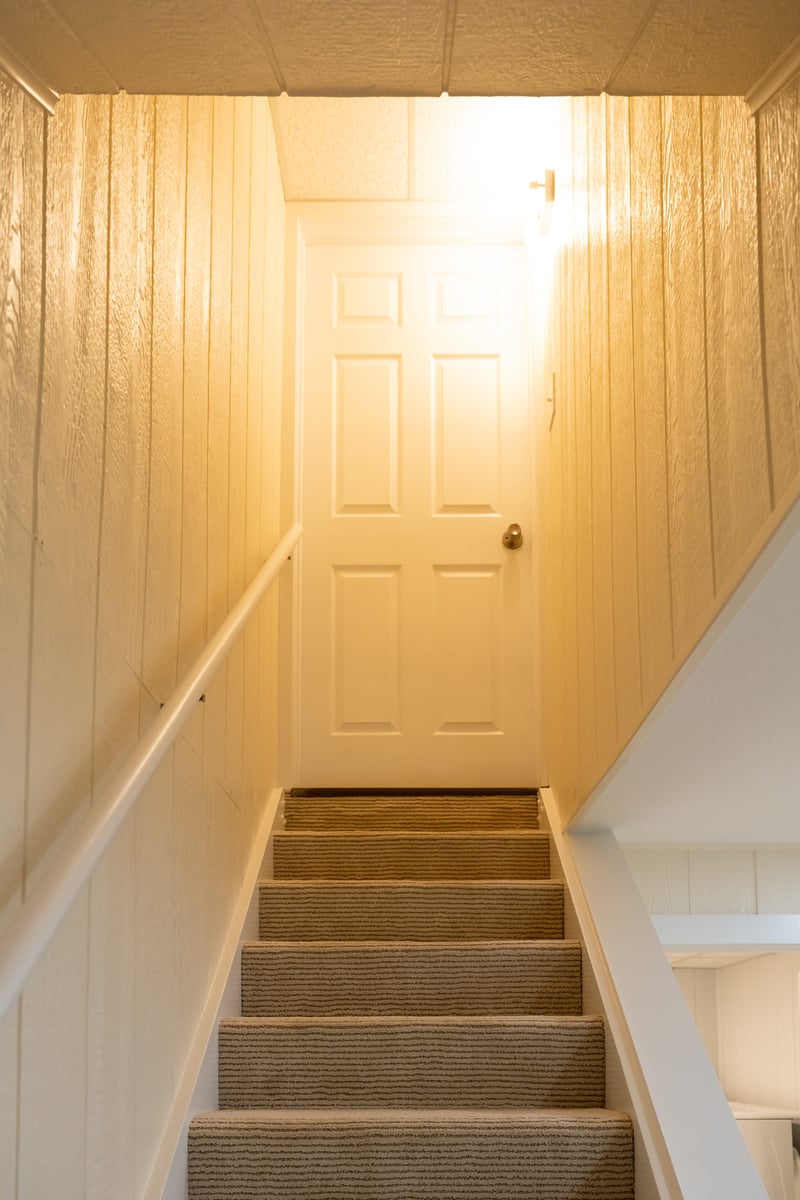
[273,832,549,880]
[259,883,564,940]
[241,944,581,1017]
[284,795,539,831]
[219,1021,604,1108]
[189,1119,633,1200]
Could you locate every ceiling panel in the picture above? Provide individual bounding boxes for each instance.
[447,0,658,95]
[259,0,448,95]
[48,0,283,94]
[0,0,118,92]
[270,96,409,199]
[1,0,798,100]
[610,0,800,94]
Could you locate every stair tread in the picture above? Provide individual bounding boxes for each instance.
[220,1014,601,1027]
[218,1013,605,1108]
[276,830,548,839]
[192,786,631,1198]
[241,941,582,1017]
[260,878,561,888]
[244,938,579,950]
[273,830,550,880]
[284,794,539,830]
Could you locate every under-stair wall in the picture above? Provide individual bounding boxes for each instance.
[0,76,286,1199]
[536,82,800,824]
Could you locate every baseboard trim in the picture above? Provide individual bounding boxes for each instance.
[142,786,284,1200]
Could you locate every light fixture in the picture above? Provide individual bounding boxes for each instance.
[529,169,556,235]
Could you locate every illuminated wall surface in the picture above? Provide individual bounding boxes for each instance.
[0,86,286,1197]
[536,89,800,824]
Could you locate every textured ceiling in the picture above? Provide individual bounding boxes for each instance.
[270,95,562,202]
[1,0,799,97]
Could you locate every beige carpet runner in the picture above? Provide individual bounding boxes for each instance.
[188,792,634,1199]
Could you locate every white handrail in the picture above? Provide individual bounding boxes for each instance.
[0,522,302,1020]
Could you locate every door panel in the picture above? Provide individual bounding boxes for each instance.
[299,237,537,786]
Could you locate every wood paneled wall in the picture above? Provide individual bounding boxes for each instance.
[0,79,285,1199]
[538,85,800,824]
[624,845,800,915]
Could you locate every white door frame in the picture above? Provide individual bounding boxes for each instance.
[279,200,543,787]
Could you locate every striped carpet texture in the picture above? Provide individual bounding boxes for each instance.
[189,790,634,1199]
[259,880,565,940]
[273,830,549,879]
[284,793,540,830]
[218,1015,606,1108]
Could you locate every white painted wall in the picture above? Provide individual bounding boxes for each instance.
[675,954,800,1114]
[0,78,286,1200]
[672,968,720,1071]
[717,954,800,1111]
[623,846,800,915]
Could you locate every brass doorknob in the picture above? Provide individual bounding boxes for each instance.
[502,522,523,550]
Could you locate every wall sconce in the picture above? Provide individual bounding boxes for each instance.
[528,169,556,236]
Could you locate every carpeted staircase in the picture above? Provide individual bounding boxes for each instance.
[188,792,634,1198]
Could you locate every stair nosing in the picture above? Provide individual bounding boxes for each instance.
[243,938,580,951]
[191,1107,629,1124]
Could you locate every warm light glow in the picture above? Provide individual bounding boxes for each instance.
[416,95,561,208]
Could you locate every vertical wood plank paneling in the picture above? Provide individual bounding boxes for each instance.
[141,96,186,704]
[87,94,154,1189]
[688,849,757,914]
[136,98,186,1175]
[754,848,800,912]
[256,106,286,795]
[623,846,690,914]
[97,93,154,684]
[702,96,770,589]
[174,736,206,1034]
[226,99,253,805]
[133,741,176,1180]
[0,76,43,530]
[759,74,800,505]
[242,100,269,816]
[27,93,110,884]
[661,96,714,654]
[179,96,212,758]
[175,94,213,1040]
[19,902,90,1197]
[588,95,616,770]
[717,955,798,1109]
[2,76,286,1200]
[606,97,642,741]
[86,648,138,1200]
[0,80,43,942]
[557,101,579,809]
[571,98,598,793]
[21,94,110,1198]
[0,1003,18,1199]
[0,78,28,987]
[629,97,674,703]
[204,97,234,799]
[206,96,237,953]
[544,231,565,791]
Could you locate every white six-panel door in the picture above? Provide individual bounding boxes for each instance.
[297,231,538,786]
